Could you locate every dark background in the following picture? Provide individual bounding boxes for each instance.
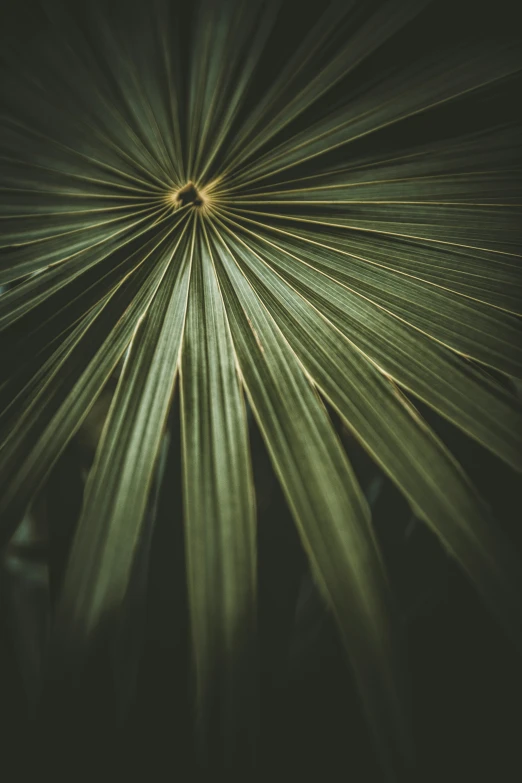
[1,1,521,780]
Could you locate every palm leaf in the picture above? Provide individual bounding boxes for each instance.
[1,0,521,778]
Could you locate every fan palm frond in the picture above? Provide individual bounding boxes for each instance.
[1,0,521,777]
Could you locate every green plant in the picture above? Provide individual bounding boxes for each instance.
[1,0,521,778]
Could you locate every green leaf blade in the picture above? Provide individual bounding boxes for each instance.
[50,225,192,657]
[211,224,412,777]
[180,220,257,769]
